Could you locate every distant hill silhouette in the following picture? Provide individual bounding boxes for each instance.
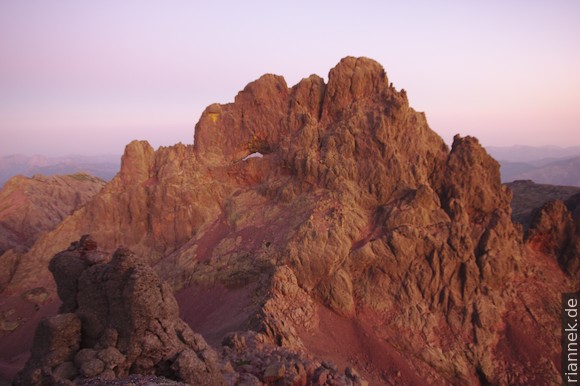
[0,154,120,187]
[486,146,580,186]
[486,145,580,163]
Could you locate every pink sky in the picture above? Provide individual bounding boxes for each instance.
[1,1,579,156]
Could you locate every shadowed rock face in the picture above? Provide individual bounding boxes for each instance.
[3,57,574,385]
[506,179,580,230]
[525,193,580,278]
[505,180,579,283]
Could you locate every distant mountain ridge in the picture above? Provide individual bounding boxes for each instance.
[0,154,121,187]
[486,145,580,163]
[513,156,580,187]
[485,145,580,186]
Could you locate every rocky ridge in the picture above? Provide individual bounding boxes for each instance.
[0,173,105,255]
[0,154,120,188]
[1,57,575,385]
[506,179,580,229]
[0,173,105,291]
[17,236,368,386]
[524,192,580,279]
[505,180,580,279]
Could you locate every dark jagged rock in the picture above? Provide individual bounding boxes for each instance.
[526,198,579,278]
[506,179,580,230]
[15,237,226,385]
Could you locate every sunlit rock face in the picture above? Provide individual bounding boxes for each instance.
[3,57,572,385]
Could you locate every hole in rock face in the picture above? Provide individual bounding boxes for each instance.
[242,152,264,161]
[246,133,271,155]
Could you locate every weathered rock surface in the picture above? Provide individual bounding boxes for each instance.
[222,328,367,386]
[525,193,580,278]
[15,236,226,385]
[506,179,580,230]
[2,57,573,385]
[0,173,104,291]
[0,173,104,256]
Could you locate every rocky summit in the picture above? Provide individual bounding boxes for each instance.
[1,57,576,385]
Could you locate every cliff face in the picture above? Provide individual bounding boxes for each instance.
[1,57,573,385]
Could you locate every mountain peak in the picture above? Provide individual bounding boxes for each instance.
[1,58,571,385]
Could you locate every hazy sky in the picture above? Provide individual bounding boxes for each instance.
[1,1,579,156]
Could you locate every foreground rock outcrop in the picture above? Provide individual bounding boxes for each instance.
[15,236,226,385]
[1,57,575,385]
[16,237,369,386]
